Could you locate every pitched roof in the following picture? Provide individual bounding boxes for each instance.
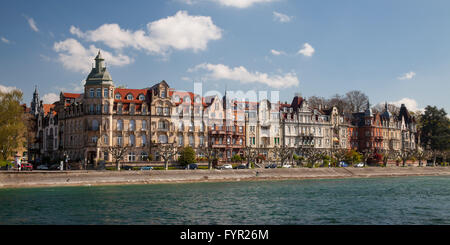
[62,93,82,99]
[114,88,150,103]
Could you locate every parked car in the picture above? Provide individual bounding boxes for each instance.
[36,165,49,170]
[49,164,60,170]
[21,163,33,171]
[282,165,292,168]
[265,163,277,169]
[220,164,233,170]
[122,166,133,170]
[339,162,349,167]
[140,166,153,171]
[355,162,365,168]
[235,164,247,169]
[186,163,198,170]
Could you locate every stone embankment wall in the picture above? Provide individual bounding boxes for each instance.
[1,167,450,188]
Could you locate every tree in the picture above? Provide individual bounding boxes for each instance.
[303,148,326,168]
[344,149,362,166]
[107,144,129,170]
[380,149,396,167]
[360,148,374,167]
[231,154,242,163]
[155,142,178,170]
[395,149,415,167]
[178,146,196,166]
[414,149,430,167]
[419,106,450,165]
[199,144,218,170]
[244,146,259,168]
[328,94,352,114]
[332,149,348,167]
[0,90,27,160]
[271,145,293,166]
[345,90,369,112]
[307,96,327,109]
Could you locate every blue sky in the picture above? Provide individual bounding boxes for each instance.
[0,0,449,114]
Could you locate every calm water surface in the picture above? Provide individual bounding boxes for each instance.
[1,176,449,225]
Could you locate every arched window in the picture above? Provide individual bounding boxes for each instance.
[96,88,101,97]
[138,94,145,101]
[117,119,123,130]
[184,96,191,103]
[89,88,94,97]
[115,93,121,100]
[127,94,133,100]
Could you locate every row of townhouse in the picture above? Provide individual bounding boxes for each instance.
[28,53,418,166]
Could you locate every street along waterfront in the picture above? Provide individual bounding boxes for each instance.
[1,176,449,225]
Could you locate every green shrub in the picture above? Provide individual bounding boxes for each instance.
[178,147,197,166]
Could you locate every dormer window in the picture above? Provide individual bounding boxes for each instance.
[127,94,133,100]
[184,96,191,103]
[174,96,180,103]
[138,94,145,101]
[161,90,166,98]
[195,96,201,103]
[115,94,121,100]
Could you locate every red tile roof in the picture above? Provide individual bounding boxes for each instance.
[43,104,55,116]
[62,93,82,99]
[114,88,150,103]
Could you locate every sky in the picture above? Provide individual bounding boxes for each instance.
[0,0,449,114]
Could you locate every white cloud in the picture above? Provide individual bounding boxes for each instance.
[270,49,285,56]
[389,98,423,112]
[214,0,277,8]
[0,84,20,93]
[53,38,133,73]
[398,71,416,80]
[1,37,10,44]
[24,16,39,32]
[42,93,59,104]
[273,11,292,23]
[179,0,277,8]
[70,11,222,55]
[56,80,85,93]
[189,63,300,88]
[298,43,315,57]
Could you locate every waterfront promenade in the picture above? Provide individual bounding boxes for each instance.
[1,167,450,188]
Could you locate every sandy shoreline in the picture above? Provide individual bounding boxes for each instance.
[1,167,450,189]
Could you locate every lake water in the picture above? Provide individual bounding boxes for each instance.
[1,176,449,225]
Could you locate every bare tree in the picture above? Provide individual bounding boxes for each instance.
[200,144,219,170]
[345,90,369,112]
[395,149,415,167]
[271,145,293,167]
[107,144,129,171]
[414,149,430,167]
[154,142,178,170]
[307,96,327,109]
[332,149,348,167]
[380,149,396,167]
[361,148,374,167]
[243,146,259,168]
[328,94,352,113]
[303,148,326,168]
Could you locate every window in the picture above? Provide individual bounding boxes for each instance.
[104,151,109,161]
[115,93,121,100]
[159,134,168,143]
[127,94,133,100]
[92,120,99,131]
[89,104,94,113]
[138,94,145,101]
[140,152,148,161]
[129,120,135,131]
[128,152,136,162]
[92,136,98,143]
[163,107,169,115]
[156,107,162,115]
[96,88,101,97]
[161,90,166,98]
[178,135,183,146]
[179,122,184,131]
[117,136,123,146]
[129,134,135,146]
[104,88,108,98]
[189,135,194,146]
[89,88,94,97]
[96,104,101,113]
[142,120,147,130]
[117,104,122,114]
[117,119,123,130]
[199,136,204,146]
[103,104,108,113]
[103,135,108,144]
[141,135,147,146]
[158,121,168,129]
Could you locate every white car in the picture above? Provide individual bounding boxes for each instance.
[36,165,49,170]
[355,162,365,168]
[220,164,233,170]
[282,165,292,168]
